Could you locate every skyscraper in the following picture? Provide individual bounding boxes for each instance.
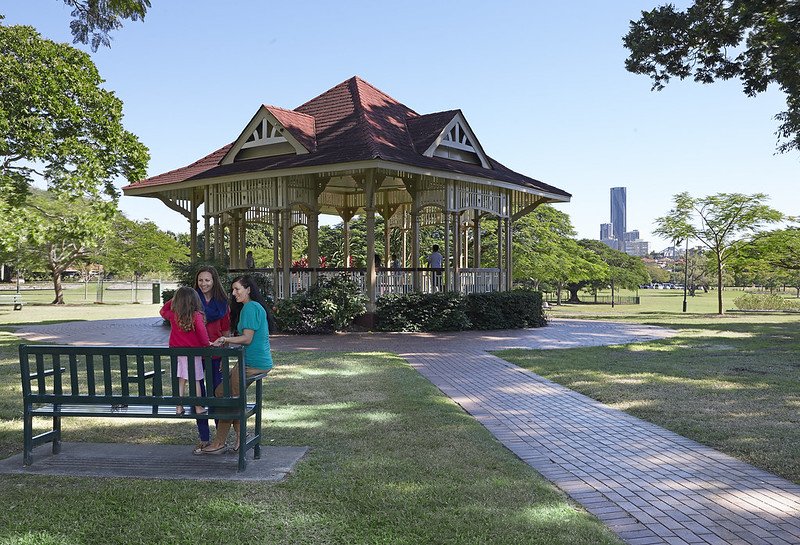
[600,223,613,240]
[610,187,626,250]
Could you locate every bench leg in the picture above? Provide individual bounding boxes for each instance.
[237,421,247,472]
[52,414,61,454]
[254,382,263,460]
[23,412,33,466]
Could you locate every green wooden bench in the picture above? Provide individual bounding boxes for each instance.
[0,293,24,310]
[19,344,269,471]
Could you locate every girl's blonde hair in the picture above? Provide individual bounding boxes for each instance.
[172,286,205,332]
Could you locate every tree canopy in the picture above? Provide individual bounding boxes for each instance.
[623,1,800,153]
[62,1,151,50]
[0,22,148,215]
[96,215,186,279]
[12,190,111,304]
[654,192,783,313]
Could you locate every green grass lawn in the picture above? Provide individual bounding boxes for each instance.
[1,281,169,305]
[502,290,800,484]
[0,308,621,545]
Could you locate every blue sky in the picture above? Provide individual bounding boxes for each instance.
[3,1,797,250]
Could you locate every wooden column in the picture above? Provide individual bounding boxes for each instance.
[473,210,481,268]
[203,187,211,260]
[411,210,420,291]
[505,216,513,291]
[239,209,247,267]
[308,208,319,285]
[213,215,221,261]
[384,216,391,268]
[230,211,239,268]
[365,170,376,313]
[453,211,461,292]
[496,217,503,289]
[444,209,451,292]
[272,211,280,297]
[281,209,291,299]
[190,195,198,262]
[402,207,408,267]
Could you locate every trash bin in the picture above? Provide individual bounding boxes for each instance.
[152,282,161,304]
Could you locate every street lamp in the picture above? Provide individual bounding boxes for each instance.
[682,237,689,313]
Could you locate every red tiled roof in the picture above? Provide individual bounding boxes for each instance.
[263,105,316,152]
[127,143,233,190]
[406,110,460,154]
[123,76,570,199]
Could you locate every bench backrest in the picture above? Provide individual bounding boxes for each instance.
[19,345,247,408]
[0,294,22,302]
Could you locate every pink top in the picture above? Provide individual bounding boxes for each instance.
[160,300,210,348]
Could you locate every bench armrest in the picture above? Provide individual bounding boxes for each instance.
[246,372,270,385]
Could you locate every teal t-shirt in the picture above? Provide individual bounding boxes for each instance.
[238,301,273,370]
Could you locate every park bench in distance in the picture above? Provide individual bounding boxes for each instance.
[0,294,24,310]
[19,345,269,471]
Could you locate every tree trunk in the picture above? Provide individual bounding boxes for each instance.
[716,255,724,315]
[51,271,65,304]
[567,285,582,303]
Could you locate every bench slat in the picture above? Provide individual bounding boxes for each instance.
[30,402,258,418]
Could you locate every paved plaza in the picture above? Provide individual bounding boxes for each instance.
[12,317,800,545]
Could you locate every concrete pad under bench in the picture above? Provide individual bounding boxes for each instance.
[0,442,308,482]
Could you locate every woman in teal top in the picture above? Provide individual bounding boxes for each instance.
[202,275,273,454]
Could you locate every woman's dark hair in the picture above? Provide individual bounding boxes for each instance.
[229,274,271,333]
[194,266,227,302]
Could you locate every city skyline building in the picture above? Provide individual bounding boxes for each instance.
[598,187,650,256]
[610,187,626,251]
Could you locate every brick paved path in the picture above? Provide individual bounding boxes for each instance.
[13,318,800,544]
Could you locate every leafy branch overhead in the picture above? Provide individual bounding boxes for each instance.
[64,0,151,50]
[624,1,800,153]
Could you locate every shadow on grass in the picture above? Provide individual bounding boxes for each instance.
[0,349,623,545]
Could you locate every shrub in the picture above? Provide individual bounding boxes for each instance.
[161,289,175,303]
[734,293,800,311]
[466,290,546,329]
[375,292,471,332]
[274,275,366,334]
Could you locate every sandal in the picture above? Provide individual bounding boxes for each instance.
[200,444,227,455]
[176,406,185,416]
[192,441,210,455]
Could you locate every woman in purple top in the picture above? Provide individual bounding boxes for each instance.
[192,266,230,455]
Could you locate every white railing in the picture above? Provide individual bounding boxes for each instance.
[245,268,503,299]
[458,268,501,294]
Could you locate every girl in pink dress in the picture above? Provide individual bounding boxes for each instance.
[160,287,210,415]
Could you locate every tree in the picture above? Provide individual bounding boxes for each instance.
[750,227,800,272]
[569,240,650,302]
[0,22,148,217]
[644,261,670,284]
[510,205,578,288]
[654,192,783,314]
[685,248,711,295]
[550,239,606,305]
[623,1,800,154]
[97,215,186,281]
[15,191,111,304]
[56,1,151,51]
